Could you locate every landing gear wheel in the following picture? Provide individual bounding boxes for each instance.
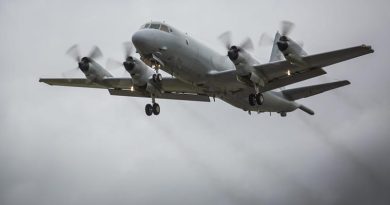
[255,93,264,105]
[280,112,287,117]
[248,94,256,106]
[156,73,162,82]
[152,74,157,82]
[145,104,153,116]
[152,103,160,115]
[152,74,162,83]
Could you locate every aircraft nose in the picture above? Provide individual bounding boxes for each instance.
[132,30,156,54]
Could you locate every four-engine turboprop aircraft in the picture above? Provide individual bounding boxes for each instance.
[39,21,374,117]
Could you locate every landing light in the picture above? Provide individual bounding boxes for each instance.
[287,70,291,76]
[130,86,134,91]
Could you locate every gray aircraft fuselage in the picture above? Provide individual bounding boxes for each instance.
[132,22,298,113]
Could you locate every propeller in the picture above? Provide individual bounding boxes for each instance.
[65,44,102,73]
[280,20,295,37]
[106,42,137,73]
[277,20,295,52]
[218,31,254,61]
[258,33,274,47]
[122,42,137,72]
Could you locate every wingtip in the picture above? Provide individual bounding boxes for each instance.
[342,80,351,85]
[299,105,315,115]
[361,44,374,53]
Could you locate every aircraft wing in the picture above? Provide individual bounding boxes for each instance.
[39,77,200,94]
[254,45,374,81]
[210,45,372,92]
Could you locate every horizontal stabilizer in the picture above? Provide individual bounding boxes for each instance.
[299,105,315,115]
[282,80,350,101]
[109,89,210,102]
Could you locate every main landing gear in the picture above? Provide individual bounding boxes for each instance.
[145,95,160,116]
[248,93,264,106]
[145,103,160,116]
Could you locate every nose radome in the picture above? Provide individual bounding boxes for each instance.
[131,31,144,47]
[132,30,155,54]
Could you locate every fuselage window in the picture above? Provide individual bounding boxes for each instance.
[150,23,160,29]
[160,24,169,32]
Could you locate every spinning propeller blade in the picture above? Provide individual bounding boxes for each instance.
[280,20,295,37]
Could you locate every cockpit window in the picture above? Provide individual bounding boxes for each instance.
[160,24,169,32]
[150,23,160,29]
[141,23,150,29]
[140,23,172,33]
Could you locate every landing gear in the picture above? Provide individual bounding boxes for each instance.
[145,103,160,116]
[152,73,162,83]
[255,93,264,105]
[145,104,153,116]
[248,93,264,106]
[249,94,256,106]
[152,103,160,115]
[280,112,287,117]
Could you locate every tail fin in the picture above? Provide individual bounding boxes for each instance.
[282,80,350,101]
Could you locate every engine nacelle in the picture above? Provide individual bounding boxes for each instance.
[227,47,267,87]
[228,48,258,77]
[277,36,308,67]
[79,57,112,82]
[123,57,155,87]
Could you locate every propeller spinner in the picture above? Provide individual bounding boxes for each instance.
[66,44,102,73]
[218,31,254,61]
[276,21,295,52]
[122,42,136,72]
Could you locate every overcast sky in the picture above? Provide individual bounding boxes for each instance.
[1,0,390,205]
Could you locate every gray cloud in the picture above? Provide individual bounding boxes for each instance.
[1,0,390,205]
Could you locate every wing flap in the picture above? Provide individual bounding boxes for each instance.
[40,77,200,93]
[39,78,107,88]
[208,67,327,93]
[261,68,326,92]
[282,80,351,101]
[108,89,210,102]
